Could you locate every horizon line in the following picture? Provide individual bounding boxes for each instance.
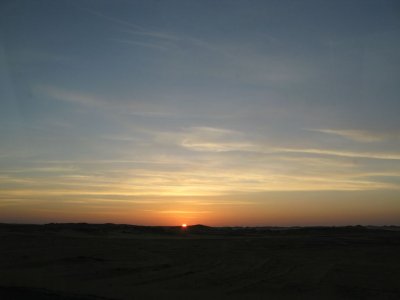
[1,222,399,228]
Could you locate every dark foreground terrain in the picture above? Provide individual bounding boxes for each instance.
[0,224,399,300]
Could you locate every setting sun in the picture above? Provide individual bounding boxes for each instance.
[181,223,187,228]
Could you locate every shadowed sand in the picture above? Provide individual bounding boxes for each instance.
[0,223,399,299]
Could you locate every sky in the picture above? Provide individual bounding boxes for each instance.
[1,0,400,226]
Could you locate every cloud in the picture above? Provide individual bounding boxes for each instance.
[121,28,180,42]
[82,6,312,86]
[2,151,399,201]
[1,170,397,200]
[110,38,169,51]
[34,85,174,116]
[80,6,181,51]
[150,126,257,153]
[34,85,107,107]
[309,128,400,142]
[149,210,212,214]
[276,147,400,160]
[163,125,400,160]
[181,140,254,152]
[180,127,255,152]
[83,8,180,42]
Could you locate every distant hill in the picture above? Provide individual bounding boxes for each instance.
[0,223,398,237]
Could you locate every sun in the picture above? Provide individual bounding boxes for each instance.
[181,223,187,228]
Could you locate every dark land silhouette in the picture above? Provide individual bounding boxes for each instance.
[0,223,399,299]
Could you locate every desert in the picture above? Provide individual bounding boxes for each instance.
[0,224,399,299]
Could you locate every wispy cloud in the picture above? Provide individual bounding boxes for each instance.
[121,28,180,42]
[309,128,400,142]
[81,8,152,34]
[34,85,107,107]
[81,7,180,51]
[179,127,255,152]
[81,6,310,86]
[147,210,212,214]
[34,85,174,116]
[276,147,400,160]
[165,126,400,161]
[2,154,399,200]
[109,38,169,51]
[150,126,259,153]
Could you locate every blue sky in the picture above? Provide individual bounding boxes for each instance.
[1,0,400,225]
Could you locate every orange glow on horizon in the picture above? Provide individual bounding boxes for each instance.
[1,191,399,227]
